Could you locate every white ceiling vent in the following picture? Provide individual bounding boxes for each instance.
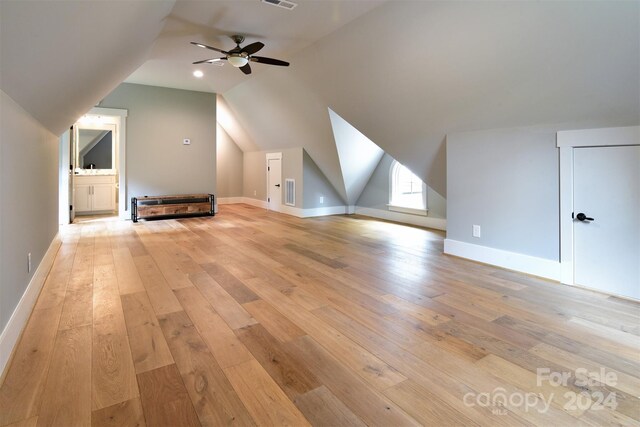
[262,0,297,10]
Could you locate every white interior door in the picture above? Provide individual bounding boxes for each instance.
[573,145,640,299]
[267,158,282,211]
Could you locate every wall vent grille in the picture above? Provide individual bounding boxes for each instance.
[262,0,297,10]
[285,179,295,206]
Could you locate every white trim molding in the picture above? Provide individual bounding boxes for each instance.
[219,199,446,227]
[444,239,560,281]
[557,126,639,148]
[280,204,348,218]
[387,204,428,216]
[83,107,129,220]
[219,197,269,209]
[217,197,245,205]
[265,152,282,161]
[557,125,639,285]
[1,234,61,377]
[355,206,446,231]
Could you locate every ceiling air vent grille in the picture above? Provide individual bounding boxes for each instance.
[262,0,297,10]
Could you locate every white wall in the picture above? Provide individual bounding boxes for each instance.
[243,148,304,209]
[0,90,59,333]
[101,83,216,200]
[303,150,345,209]
[446,127,559,261]
[243,151,267,203]
[216,124,243,198]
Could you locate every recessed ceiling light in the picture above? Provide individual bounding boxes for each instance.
[193,70,204,78]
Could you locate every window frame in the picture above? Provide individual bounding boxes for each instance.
[388,160,428,216]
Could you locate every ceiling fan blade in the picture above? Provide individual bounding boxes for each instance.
[190,41,229,55]
[192,57,226,64]
[242,42,264,55]
[250,56,289,67]
[240,63,252,75]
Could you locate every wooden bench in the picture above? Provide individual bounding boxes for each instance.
[131,194,215,222]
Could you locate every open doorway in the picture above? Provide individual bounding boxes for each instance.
[59,107,128,225]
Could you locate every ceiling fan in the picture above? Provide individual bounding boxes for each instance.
[191,35,289,75]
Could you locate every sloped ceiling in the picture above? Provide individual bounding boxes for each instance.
[217,95,259,152]
[125,0,385,93]
[329,108,384,206]
[0,0,175,136]
[223,0,640,196]
[1,0,637,200]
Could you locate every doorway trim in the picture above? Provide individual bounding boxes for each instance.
[557,125,639,285]
[81,107,128,219]
[60,107,128,223]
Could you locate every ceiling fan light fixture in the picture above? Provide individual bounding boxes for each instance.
[228,55,249,68]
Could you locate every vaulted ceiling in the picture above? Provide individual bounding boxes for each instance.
[1,1,638,198]
[0,0,175,136]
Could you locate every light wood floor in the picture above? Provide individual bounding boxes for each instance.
[1,204,638,426]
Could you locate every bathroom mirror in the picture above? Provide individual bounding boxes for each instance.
[75,125,116,171]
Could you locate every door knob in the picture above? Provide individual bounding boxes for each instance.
[575,212,594,222]
[275,184,281,187]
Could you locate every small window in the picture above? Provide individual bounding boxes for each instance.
[389,160,427,215]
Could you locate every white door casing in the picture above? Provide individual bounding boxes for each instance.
[557,126,640,299]
[573,146,640,299]
[78,108,127,218]
[266,152,282,212]
[69,127,76,223]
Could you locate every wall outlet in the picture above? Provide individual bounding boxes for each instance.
[27,252,32,273]
[319,196,324,204]
[472,225,481,238]
[253,190,257,196]
[183,138,191,145]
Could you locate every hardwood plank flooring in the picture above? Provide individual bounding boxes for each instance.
[90,398,145,427]
[37,325,92,427]
[137,364,200,427]
[157,311,255,426]
[1,204,639,426]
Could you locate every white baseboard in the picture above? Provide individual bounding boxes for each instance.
[221,200,442,226]
[239,197,269,209]
[280,204,348,218]
[444,238,560,281]
[218,197,269,209]
[220,198,348,218]
[1,233,61,377]
[354,206,447,231]
[218,197,245,205]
